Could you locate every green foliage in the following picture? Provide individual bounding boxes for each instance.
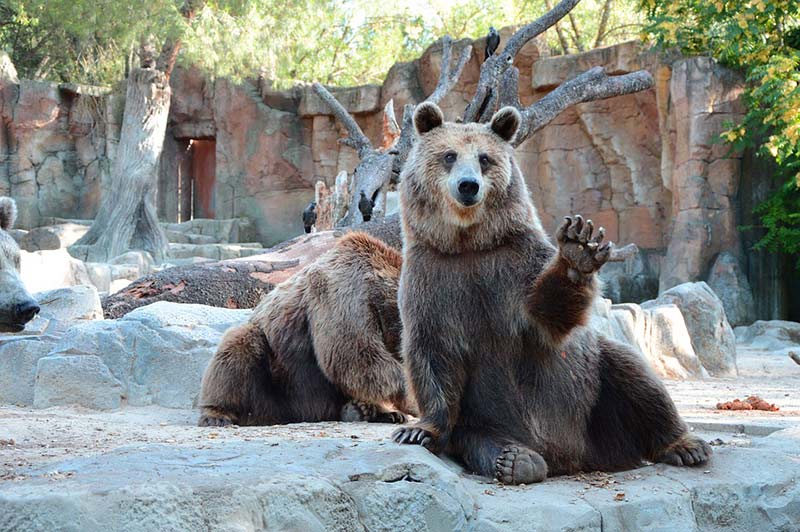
[2,0,644,87]
[639,0,800,266]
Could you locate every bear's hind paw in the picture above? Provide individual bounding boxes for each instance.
[198,408,236,427]
[342,400,407,424]
[656,435,712,467]
[495,445,548,485]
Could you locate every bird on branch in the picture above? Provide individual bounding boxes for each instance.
[358,191,374,222]
[302,201,317,233]
[485,27,500,61]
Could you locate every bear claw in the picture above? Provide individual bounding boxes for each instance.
[657,435,712,467]
[495,445,548,485]
[392,425,435,449]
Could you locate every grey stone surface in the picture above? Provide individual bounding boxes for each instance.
[36,284,103,322]
[592,298,705,379]
[0,419,798,532]
[15,223,88,251]
[735,320,800,355]
[707,251,756,327]
[47,302,250,408]
[643,282,737,377]
[33,354,122,410]
[0,339,56,405]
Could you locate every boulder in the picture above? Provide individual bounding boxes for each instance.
[0,339,56,406]
[643,282,737,376]
[20,249,93,292]
[47,302,250,408]
[592,298,705,379]
[707,251,756,327]
[735,320,800,355]
[33,355,122,410]
[36,285,103,322]
[15,223,88,251]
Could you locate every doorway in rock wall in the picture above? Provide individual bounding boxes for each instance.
[178,139,216,222]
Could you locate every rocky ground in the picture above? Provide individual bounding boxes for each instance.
[1,282,799,530]
[1,346,799,531]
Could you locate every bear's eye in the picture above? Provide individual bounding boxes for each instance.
[443,151,457,165]
[479,154,492,170]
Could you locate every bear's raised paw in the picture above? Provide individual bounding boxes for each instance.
[656,435,712,467]
[495,445,548,485]
[556,215,613,280]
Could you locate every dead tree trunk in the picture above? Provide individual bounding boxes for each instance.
[69,67,171,263]
[103,216,402,318]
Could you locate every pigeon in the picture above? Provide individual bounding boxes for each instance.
[485,27,500,61]
[302,201,317,233]
[358,191,374,222]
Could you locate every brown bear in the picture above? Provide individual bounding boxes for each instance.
[392,103,711,485]
[198,231,415,427]
[0,197,40,332]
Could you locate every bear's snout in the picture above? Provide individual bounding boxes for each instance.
[14,300,40,325]
[452,175,483,207]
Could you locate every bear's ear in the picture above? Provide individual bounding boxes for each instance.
[413,102,444,135]
[0,197,17,231]
[488,106,521,143]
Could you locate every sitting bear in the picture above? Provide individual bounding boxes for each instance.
[198,232,415,426]
[392,103,710,485]
[0,197,40,333]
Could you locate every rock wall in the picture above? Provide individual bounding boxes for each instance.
[0,53,119,229]
[1,38,765,314]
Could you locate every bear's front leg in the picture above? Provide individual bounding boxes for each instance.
[528,215,613,344]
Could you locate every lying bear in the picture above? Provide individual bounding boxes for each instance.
[0,197,40,333]
[392,103,710,484]
[198,232,415,426]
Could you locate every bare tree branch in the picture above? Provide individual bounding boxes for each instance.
[463,0,582,123]
[312,82,374,158]
[594,0,613,48]
[566,11,585,52]
[544,0,572,54]
[427,36,473,105]
[391,36,472,176]
[513,67,654,147]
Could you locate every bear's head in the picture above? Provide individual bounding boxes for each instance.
[399,102,542,254]
[0,197,40,332]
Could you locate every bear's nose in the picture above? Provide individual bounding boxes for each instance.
[14,301,40,324]
[457,177,480,198]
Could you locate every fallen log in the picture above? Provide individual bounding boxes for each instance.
[102,216,401,319]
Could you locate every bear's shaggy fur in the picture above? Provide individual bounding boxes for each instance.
[0,197,39,332]
[392,103,710,485]
[198,232,415,426]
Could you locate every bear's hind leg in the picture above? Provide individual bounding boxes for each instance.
[449,427,548,485]
[198,321,275,427]
[585,337,711,470]
[340,400,407,424]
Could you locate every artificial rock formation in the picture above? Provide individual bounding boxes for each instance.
[0,38,756,309]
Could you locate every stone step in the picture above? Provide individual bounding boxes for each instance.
[166,242,264,261]
[160,218,255,244]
